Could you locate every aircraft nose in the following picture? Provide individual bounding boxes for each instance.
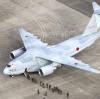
[3,67,9,75]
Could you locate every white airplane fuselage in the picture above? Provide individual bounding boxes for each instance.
[3,33,99,75]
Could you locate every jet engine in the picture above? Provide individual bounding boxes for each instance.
[39,62,61,76]
[10,47,26,59]
[39,65,57,76]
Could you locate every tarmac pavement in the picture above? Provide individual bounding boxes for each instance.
[0,0,100,99]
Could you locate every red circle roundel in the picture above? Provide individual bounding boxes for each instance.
[76,47,80,51]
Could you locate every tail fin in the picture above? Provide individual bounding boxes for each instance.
[82,1,100,36]
[92,1,100,14]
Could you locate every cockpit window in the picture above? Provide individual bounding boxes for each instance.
[7,65,11,67]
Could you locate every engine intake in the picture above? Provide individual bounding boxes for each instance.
[10,47,26,59]
[39,64,57,76]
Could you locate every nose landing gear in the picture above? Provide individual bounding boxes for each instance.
[24,68,30,80]
[9,75,14,78]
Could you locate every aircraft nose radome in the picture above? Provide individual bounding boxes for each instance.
[3,68,9,75]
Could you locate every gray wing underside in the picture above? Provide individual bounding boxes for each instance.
[38,52,100,74]
[18,28,47,49]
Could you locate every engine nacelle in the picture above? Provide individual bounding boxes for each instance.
[10,47,26,59]
[39,65,57,76]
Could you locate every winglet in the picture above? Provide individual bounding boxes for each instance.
[92,1,100,14]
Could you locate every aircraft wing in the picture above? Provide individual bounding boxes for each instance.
[18,28,47,49]
[38,53,100,74]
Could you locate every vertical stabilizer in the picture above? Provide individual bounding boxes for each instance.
[82,1,100,36]
[92,1,100,14]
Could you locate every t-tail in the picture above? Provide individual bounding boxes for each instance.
[82,1,100,36]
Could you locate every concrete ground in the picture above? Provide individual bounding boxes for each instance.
[58,0,100,16]
[0,0,100,99]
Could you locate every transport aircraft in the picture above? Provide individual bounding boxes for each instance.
[3,1,100,76]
